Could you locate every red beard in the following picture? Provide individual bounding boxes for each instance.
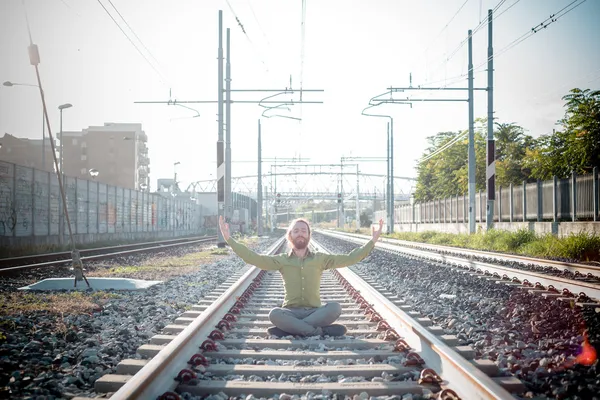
[292,237,308,249]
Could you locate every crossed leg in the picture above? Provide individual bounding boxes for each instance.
[268,302,343,336]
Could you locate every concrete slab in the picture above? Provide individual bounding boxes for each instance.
[18,277,163,291]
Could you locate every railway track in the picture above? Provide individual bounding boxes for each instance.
[0,236,217,273]
[85,236,525,400]
[319,230,600,304]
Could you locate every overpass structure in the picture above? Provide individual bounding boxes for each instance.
[186,169,415,230]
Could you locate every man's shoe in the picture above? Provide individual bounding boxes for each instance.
[322,324,347,336]
[267,326,294,337]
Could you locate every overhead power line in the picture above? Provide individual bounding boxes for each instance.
[424,0,521,83]
[225,0,269,73]
[95,0,170,86]
[246,0,270,46]
[418,131,469,164]
[106,0,166,76]
[417,0,587,90]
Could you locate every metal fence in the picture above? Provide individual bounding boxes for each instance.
[0,161,204,238]
[394,168,599,224]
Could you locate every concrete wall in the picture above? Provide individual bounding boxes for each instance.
[380,221,600,237]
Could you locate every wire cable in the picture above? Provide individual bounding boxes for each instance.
[246,0,270,46]
[415,0,586,91]
[95,0,169,86]
[106,0,166,78]
[424,0,520,84]
[418,131,469,164]
[225,0,269,73]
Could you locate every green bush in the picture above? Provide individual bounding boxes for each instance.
[380,228,600,262]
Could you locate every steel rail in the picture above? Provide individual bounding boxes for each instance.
[91,236,526,400]
[313,238,514,400]
[0,236,217,273]
[108,237,287,399]
[325,230,600,277]
[318,230,600,301]
[0,236,215,268]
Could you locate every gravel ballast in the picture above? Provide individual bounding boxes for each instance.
[0,237,277,400]
[313,232,600,400]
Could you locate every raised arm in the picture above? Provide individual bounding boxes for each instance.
[322,239,375,270]
[220,216,282,271]
[322,219,383,270]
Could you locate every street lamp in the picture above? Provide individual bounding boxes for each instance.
[361,104,396,233]
[58,103,72,244]
[58,103,73,174]
[89,168,99,179]
[3,81,46,169]
[173,161,180,193]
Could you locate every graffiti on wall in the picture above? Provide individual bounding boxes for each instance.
[0,161,205,238]
[0,179,16,235]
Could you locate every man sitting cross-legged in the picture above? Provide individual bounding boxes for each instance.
[219,215,383,337]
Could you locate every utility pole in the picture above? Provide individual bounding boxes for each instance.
[225,28,232,225]
[374,22,492,234]
[135,11,323,246]
[486,8,496,230]
[257,120,263,235]
[467,29,476,235]
[387,122,391,233]
[355,164,360,231]
[217,10,225,246]
[389,119,395,233]
[340,160,344,228]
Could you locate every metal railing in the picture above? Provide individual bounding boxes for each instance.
[386,168,599,224]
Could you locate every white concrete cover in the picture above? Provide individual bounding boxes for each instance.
[18,277,163,291]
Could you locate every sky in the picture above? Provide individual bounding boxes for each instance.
[1,0,599,195]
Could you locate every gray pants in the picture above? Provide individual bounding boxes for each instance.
[268,302,342,336]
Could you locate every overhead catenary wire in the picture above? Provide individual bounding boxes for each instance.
[106,0,167,78]
[410,0,589,166]
[225,0,270,73]
[417,131,469,164]
[246,0,271,46]
[415,0,471,82]
[95,0,170,86]
[414,0,586,91]
[423,0,520,84]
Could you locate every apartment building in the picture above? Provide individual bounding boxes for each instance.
[0,122,150,190]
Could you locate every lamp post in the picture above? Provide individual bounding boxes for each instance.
[89,168,99,180]
[3,81,46,169]
[58,103,73,174]
[173,161,180,193]
[361,104,395,234]
[57,103,72,244]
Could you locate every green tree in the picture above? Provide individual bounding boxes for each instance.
[494,122,535,186]
[414,119,487,201]
[524,88,600,179]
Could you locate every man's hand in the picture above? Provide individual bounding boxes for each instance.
[372,218,384,242]
[219,215,230,241]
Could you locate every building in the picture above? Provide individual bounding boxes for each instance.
[0,133,54,171]
[0,123,150,190]
[60,123,150,190]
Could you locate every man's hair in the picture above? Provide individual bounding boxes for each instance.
[286,218,311,245]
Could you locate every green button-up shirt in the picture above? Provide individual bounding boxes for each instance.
[226,237,375,308]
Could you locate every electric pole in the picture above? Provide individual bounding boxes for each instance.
[225,28,233,226]
[486,8,496,230]
[467,29,476,235]
[371,15,495,234]
[217,10,225,246]
[134,10,323,246]
[257,119,263,236]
